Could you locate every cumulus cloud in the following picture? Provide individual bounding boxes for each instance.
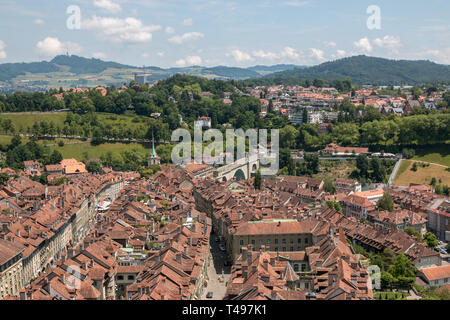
[0,40,6,59]
[281,47,301,59]
[424,48,450,64]
[34,18,45,25]
[165,26,175,34]
[36,37,81,57]
[229,50,254,63]
[354,37,372,53]
[93,0,122,13]
[252,50,279,60]
[82,16,161,43]
[373,35,402,50]
[310,48,326,62]
[175,55,202,67]
[157,52,165,57]
[183,18,193,26]
[168,32,204,44]
[331,50,347,59]
[92,52,107,59]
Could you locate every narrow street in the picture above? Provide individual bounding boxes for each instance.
[201,232,232,300]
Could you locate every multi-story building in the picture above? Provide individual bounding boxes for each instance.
[231,219,315,261]
[0,239,25,299]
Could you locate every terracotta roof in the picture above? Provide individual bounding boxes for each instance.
[420,265,450,281]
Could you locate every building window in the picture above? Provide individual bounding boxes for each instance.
[282,239,286,245]
[305,238,308,244]
[117,275,124,280]
[240,240,244,246]
[128,275,135,281]
[274,239,278,244]
[290,239,294,244]
[294,264,299,272]
[266,239,271,246]
[290,247,294,251]
[251,240,255,245]
[298,238,301,244]
[275,247,278,252]
[259,240,263,246]
[282,247,286,252]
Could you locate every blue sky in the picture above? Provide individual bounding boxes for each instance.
[0,0,449,67]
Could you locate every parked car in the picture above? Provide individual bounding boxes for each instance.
[206,292,213,299]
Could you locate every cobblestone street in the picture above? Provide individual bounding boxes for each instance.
[201,233,231,300]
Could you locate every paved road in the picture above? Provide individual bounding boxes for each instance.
[201,233,231,300]
[387,156,403,186]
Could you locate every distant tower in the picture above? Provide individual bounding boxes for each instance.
[147,131,161,166]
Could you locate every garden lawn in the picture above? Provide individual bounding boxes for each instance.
[393,160,450,187]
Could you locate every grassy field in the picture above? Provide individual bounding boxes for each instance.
[0,134,152,162]
[0,112,151,133]
[0,113,68,130]
[394,160,450,187]
[412,144,450,167]
[50,141,151,160]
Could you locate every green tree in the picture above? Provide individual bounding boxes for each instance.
[404,227,423,241]
[86,161,101,173]
[377,192,394,212]
[326,201,342,213]
[49,150,63,165]
[0,172,9,186]
[423,232,438,248]
[323,178,336,194]
[254,169,262,190]
[356,154,369,179]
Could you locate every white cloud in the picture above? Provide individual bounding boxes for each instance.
[424,48,450,64]
[310,48,326,62]
[168,32,204,44]
[165,26,175,34]
[252,50,279,60]
[353,37,372,53]
[36,37,81,57]
[175,55,202,67]
[283,1,311,7]
[281,47,300,59]
[229,50,254,63]
[82,16,161,43]
[183,18,193,26]
[331,49,347,59]
[93,0,122,13]
[33,18,45,25]
[92,52,107,59]
[373,35,402,50]
[0,40,6,59]
[324,41,336,48]
[157,52,165,57]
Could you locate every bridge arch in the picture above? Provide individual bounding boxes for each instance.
[233,169,246,181]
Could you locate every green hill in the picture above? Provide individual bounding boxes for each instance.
[261,55,450,85]
[50,55,134,74]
